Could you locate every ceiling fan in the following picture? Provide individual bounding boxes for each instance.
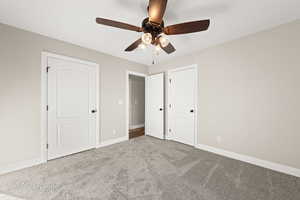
[96,0,210,54]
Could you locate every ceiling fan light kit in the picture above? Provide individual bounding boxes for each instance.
[138,43,147,50]
[155,44,162,53]
[96,0,210,55]
[141,32,153,45]
[158,34,169,48]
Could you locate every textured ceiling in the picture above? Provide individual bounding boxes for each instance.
[0,0,299,66]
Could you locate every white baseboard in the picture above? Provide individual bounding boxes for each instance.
[0,157,43,175]
[129,124,144,130]
[196,144,300,178]
[0,193,24,200]
[97,136,128,148]
[0,136,128,175]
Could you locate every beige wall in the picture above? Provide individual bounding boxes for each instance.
[0,23,147,167]
[149,20,300,169]
[129,75,145,128]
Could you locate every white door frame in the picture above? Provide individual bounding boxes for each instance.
[166,64,198,147]
[41,52,100,163]
[125,71,147,140]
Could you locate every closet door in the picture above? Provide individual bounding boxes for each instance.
[47,57,97,160]
[168,66,197,146]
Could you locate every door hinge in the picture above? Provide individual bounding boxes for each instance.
[46,105,49,111]
[169,79,172,84]
[46,66,50,73]
[46,144,49,149]
[169,128,172,133]
[169,104,171,108]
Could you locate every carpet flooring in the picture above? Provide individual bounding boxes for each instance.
[0,136,299,200]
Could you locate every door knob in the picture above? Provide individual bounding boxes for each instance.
[190,109,194,113]
[159,108,163,111]
[91,109,97,113]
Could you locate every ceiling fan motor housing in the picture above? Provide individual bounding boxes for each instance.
[142,18,164,43]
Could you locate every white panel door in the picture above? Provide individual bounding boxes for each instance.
[169,67,197,146]
[146,73,164,139]
[47,57,97,160]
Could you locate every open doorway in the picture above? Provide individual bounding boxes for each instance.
[127,73,146,139]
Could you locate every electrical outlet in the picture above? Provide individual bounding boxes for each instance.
[113,129,117,135]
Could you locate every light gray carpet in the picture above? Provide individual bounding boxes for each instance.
[0,136,299,200]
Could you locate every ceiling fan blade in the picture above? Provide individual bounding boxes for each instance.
[148,0,168,24]
[164,19,210,35]
[125,38,142,51]
[96,18,142,32]
[160,42,176,54]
